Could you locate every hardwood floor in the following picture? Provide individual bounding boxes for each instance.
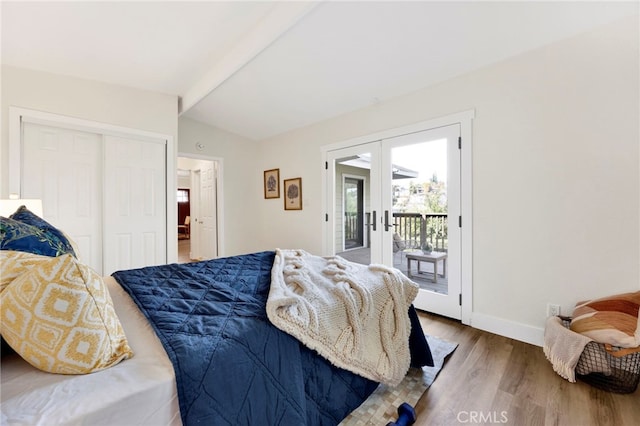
[178,238,191,263]
[338,247,449,294]
[414,312,640,426]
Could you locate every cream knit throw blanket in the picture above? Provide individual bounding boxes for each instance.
[543,316,592,382]
[267,249,419,387]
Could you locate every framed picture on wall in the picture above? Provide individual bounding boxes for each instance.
[264,168,280,199]
[284,177,302,210]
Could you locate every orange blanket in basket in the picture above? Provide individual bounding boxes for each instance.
[570,291,640,349]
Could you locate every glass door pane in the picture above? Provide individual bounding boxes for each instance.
[327,143,381,265]
[382,124,461,319]
[344,177,364,250]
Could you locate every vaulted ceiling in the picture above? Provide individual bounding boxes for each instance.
[2,1,637,140]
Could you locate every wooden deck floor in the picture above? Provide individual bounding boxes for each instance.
[337,247,448,294]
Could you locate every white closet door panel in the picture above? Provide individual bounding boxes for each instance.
[22,123,103,273]
[103,135,166,275]
[115,234,133,268]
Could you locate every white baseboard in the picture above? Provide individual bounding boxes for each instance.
[470,313,544,347]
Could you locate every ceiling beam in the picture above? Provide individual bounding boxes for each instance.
[179,1,320,115]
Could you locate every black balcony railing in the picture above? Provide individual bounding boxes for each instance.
[344,211,448,252]
[344,212,359,241]
[393,212,448,251]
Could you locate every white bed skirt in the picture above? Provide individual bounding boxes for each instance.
[1,277,182,426]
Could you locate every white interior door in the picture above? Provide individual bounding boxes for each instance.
[190,170,202,260]
[21,122,103,273]
[325,124,462,319]
[199,162,217,259]
[103,135,166,275]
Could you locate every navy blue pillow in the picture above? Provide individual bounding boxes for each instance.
[0,206,76,258]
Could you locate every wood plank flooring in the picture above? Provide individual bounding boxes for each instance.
[178,238,191,263]
[337,247,449,294]
[414,312,640,426]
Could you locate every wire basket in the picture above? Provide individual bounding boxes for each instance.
[561,317,640,394]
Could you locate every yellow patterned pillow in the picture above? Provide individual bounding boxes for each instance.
[0,254,133,374]
[1,250,54,293]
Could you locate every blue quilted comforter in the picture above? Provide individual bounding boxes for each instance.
[112,251,379,426]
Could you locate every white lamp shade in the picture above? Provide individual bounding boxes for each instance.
[0,199,44,218]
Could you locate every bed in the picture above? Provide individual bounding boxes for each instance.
[1,205,432,425]
[1,275,181,425]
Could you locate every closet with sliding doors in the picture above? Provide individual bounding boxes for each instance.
[15,116,168,276]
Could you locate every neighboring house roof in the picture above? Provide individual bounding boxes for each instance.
[338,155,418,180]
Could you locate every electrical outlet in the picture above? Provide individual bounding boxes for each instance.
[547,303,561,317]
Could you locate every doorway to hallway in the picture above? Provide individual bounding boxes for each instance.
[177,155,222,262]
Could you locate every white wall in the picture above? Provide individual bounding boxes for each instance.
[1,65,178,197]
[177,173,191,189]
[10,14,634,346]
[178,116,261,256]
[254,16,640,344]
[177,157,213,190]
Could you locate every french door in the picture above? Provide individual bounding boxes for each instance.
[327,143,381,266]
[326,124,462,319]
